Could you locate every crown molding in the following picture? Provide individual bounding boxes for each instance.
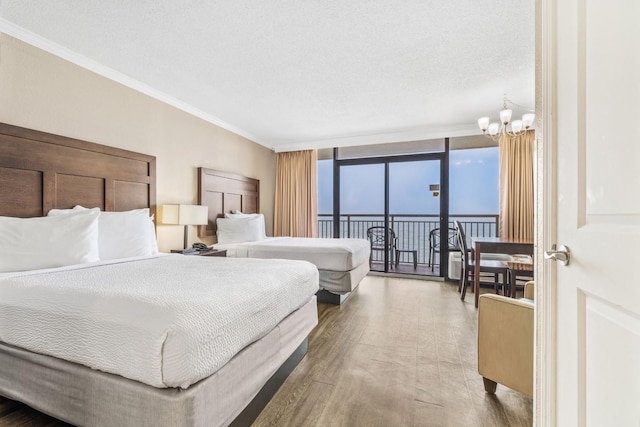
[0,18,269,148]
[272,125,481,152]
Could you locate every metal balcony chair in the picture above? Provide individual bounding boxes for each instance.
[428,227,460,271]
[366,226,397,268]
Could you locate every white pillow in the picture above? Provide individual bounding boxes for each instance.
[222,212,266,239]
[224,211,257,218]
[216,216,266,244]
[0,209,100,272]
[49,206,158,260]
[97,209,158,259]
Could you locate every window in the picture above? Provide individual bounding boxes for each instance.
[449,147,499,215]
[317,158,333,237]
[318,143,501,247]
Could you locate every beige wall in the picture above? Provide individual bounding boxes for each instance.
[0,35,276,252]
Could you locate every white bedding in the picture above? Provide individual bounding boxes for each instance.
[0,255,319,389]
[214,237,370,272]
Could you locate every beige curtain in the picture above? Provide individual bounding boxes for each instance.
[274,149,318,237]
[499,130,535,240]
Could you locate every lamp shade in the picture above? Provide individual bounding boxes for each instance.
[488,122,500,136]
[477,117,490,132]
[499,108,512,125]
[157,205,208,225]
[522,113,535,128]
[511,120,523,133]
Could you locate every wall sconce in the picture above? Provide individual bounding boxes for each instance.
[156,204,208,250]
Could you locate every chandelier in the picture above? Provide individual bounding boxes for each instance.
[477,96,535,140]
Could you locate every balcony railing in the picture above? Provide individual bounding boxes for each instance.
[318,214,499,266]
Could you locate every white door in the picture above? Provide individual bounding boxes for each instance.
[542,0,640,425]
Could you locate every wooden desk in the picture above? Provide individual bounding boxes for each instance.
[472,237,534,308]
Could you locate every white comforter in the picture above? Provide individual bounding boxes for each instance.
[0,255,318,389]
[214,237,370,272]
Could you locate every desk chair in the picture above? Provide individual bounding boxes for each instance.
[507,261,534,298]
[453,221,508,302]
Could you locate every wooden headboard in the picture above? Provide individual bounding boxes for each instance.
[0,123,156,218]
[197,167,259,237]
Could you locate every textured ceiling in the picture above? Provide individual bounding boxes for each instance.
[0,1,535,152]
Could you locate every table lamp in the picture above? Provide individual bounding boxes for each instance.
[157,204,209,251]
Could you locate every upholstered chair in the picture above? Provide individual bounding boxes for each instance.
[477,281,534,397]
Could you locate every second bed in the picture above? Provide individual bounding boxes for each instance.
[198,168,370,304]
[214,236,370,303]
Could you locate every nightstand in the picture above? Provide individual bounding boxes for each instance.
[170,249,227,257]
[198,249,227,257]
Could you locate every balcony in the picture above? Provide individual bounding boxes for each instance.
[318,214,499,275]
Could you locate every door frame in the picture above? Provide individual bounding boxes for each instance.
[332,142,450,276]
[537,0,558,424]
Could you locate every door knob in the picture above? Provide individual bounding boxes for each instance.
[544,244,571,266]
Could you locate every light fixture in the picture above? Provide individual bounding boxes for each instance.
[156,204,208,250]
[478,95,535,140]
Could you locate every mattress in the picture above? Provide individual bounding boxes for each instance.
[0,255,319,389]
[214,237,370,272]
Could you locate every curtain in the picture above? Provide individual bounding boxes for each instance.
[499,130,535,240]
[274,149,318,237]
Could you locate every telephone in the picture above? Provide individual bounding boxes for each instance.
[192,243,209,251]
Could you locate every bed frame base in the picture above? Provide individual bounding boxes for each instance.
[316,289,351,305]
[230,337,308,426]
[0,337,309,427]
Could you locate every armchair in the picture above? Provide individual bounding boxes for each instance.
[477,282,534,397]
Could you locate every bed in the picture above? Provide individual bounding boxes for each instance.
[198,167,371,304]
[0,123,319,427]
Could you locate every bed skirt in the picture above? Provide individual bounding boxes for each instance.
[0,296,318,427]
[318,260,369,295]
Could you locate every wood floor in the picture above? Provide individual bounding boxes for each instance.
[0,277,532,427]
[254,277,532,426]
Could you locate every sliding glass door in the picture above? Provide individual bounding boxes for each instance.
[389,160,441,275]
[338,164,386,271]
[336,155,448,276]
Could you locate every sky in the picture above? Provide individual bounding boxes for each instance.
[318,147,499,215]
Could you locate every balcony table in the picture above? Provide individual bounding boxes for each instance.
[396,248,418,269]
[471,237,534,308]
